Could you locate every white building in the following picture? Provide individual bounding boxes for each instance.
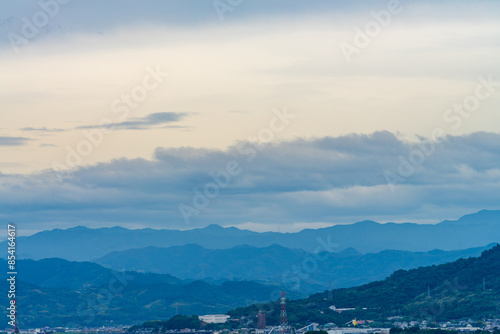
[199,314,230,324]
[329,305,356,313]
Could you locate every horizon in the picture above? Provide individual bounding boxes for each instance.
[7,208,499,238]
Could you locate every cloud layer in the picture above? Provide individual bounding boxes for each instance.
[2,131,500,232]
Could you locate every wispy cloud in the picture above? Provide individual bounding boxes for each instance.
[76,112,191,131]
[0,136,31,146]
[20,127,65,133]
[17,113,191,136]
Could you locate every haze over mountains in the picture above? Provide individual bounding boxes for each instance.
[5,245,497,328]
[1,209,498,327]
[5,210,500,261]
[1,209,497,298]
[95,243,495,292]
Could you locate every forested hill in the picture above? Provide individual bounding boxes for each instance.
[0,258,298,328]
[229,245,500,326]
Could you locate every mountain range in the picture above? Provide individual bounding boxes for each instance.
[4,245,499,328]
[94,243,495,293]
[4,210,500,261]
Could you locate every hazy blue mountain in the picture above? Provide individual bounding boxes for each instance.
[0,258,183,289]
[94,243,495,293]
[3,210,499,261]
[95,243,307,279]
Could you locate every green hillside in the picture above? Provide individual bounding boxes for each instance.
[0,258,295,328]
[228,245,500,326]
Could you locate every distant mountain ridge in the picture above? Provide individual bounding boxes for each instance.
[94,243,495,294]
[3,210,500,261]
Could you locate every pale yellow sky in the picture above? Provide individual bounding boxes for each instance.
[1,15,500,175]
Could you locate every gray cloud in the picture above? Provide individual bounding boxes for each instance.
[20,127,65,133]
[18,113,190,135]
[1,131,500,231]
[2,0,498,53]
[0,136,31,146]
[0,1,394,35]
[76,112,190,131]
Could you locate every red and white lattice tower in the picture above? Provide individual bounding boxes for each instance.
[280,291,288,328]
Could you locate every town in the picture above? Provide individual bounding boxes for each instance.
[3,316,500,334]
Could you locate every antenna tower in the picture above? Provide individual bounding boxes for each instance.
[280,291,288,330]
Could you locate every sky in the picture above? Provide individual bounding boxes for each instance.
[1,0,500,235]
